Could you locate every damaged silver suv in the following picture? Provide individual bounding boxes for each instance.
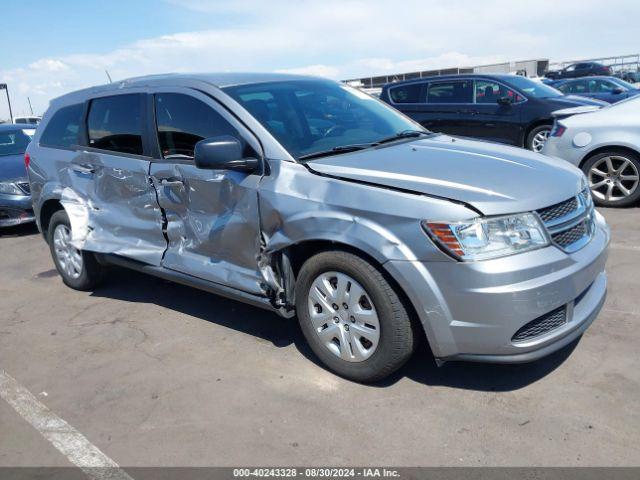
[28,74,610,382]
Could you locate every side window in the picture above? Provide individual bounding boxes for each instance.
[88,94,144,155]
[427,81,473,104]
[154,93,240,159]
[389,83,423,103]
[565,64,576,72]
[594,80,615,93]
[40,103,84,148]
[474,81,518,104]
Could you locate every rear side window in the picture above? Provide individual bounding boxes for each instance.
[88,94,144,155]
[154,93,240,159]
[427,81,473,103]
[40,103,84,148]
[389,83,422,103]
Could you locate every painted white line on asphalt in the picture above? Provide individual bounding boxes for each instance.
[0,369,133,480]
[609,243,640,252]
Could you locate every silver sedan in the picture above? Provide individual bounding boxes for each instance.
[543,96,640,207]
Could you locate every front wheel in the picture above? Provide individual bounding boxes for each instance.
[582,150,640,207]
[48,210,104,291]
[295,251,415,382]
[526,125,552,152]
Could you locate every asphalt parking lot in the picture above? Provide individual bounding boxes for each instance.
[0,207,639,469]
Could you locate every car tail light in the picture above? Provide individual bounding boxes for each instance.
[24,152,31,170]
[550,124,566,137]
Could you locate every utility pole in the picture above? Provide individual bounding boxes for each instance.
[27,97,34,116]
[0,83,14,123]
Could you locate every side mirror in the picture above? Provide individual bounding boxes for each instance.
[612,87,624,94]
[194,136,259,173]
[497,96,512,106]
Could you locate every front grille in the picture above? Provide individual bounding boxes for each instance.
[537,197,579,224]
[552,220,588,247]
[512,307,567,342]
[536,189,594,253]
[16,182,31,194]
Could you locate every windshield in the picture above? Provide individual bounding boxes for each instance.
[507,76,563,98]
[223,80,423,159]
[0,129,31,156]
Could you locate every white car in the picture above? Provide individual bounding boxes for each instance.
[13,116,41,125]
[543,95,640,207]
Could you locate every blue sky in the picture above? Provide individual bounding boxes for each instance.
[1,0,639,118]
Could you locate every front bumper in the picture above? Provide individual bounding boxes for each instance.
[385,214,610,363]
[0,194,34,227]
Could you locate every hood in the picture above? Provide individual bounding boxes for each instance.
[306,135,584,216]
[550,95,608,107]
[0,154,28,182]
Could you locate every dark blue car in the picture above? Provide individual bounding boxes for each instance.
[550,76,640,103]
[0,124,35,227]
[380,74,606,152]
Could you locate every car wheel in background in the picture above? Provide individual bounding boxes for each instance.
[526,125,552,152]
[583,150,640,207]
[48,210,104,291]
[295,251,415,382]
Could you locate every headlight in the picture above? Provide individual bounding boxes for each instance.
[423,213,549,261]
[0,181,23,195]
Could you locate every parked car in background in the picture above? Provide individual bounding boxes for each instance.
[615,70,640,84]
[543,96,640,207]
[0,124,34,226]
[27,73,609,382]
[550,76,640,104]
[13,116,41,125]
[380,74,605,152]
[545,62,611,80]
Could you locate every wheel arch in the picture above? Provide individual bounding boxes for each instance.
[39,198,64,242]
[579,145,640,169]
[273,239,430,351]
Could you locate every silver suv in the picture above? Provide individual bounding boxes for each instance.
[27,73,610,382]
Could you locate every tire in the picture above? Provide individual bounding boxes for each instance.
[526,125,552,152]
[48,210,104,291]
[582,149,640,207]
[295,250,415,382]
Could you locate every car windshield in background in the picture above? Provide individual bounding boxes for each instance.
[0,129,31,156]
[507,76,563,98]
[223,80,422,159]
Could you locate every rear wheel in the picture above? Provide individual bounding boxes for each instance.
[583,150,640,207]
[526,125,552,152]
[295,251,415,382]
[48,210,104,291]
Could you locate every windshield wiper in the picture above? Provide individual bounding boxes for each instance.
[297,144,371,161]
[373,130,430,145]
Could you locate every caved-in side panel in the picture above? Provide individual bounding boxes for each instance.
[61,151,166,265]
[150,162,264,295]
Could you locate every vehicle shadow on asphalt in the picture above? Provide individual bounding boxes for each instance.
[91,267,578,392]
[0,223,39,237]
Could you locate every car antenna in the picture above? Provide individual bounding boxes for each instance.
[105,70,113,83]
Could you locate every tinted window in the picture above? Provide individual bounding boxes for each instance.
[475,80,520,103]
[15,118,26,124]
[155,93,239,158]
[389,83,422,103]
[40,103,84,148]
[427,81,473,103]
[223,80,420,159]
[0,129,31,156]
[560,80,588,93]
[88,94,143,155]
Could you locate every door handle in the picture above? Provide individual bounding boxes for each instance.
[159,178,184,188]
[71,164,95,174]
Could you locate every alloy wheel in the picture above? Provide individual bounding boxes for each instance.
[53,224,83,279]
[588,155,640,202]
[531,129,550,152]
[307,271,380,362]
